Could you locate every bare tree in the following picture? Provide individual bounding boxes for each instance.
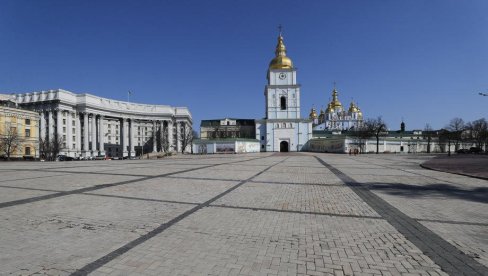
[423,124,436,153]
[180,124,195,154]
[466,118,488,149]
[0,123,24,160]
[447,117,465,150]
[157,125,170,153]
[39,136,64,161]
[365,117,387,154]
[348,124,373,153]
[438,129,454,156]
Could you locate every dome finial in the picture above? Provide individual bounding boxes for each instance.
[269,26,293,69]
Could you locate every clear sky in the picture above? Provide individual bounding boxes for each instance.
[1,0,487,130]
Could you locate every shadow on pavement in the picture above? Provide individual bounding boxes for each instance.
[367,182,488,204]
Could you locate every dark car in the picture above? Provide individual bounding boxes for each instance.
[57,155,74,161]
[469,147,482,154]
[456,149,470,154]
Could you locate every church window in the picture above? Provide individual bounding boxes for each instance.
[261,136,264,141]
[280,96,287,110]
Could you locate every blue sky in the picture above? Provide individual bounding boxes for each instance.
[1,0,487,130]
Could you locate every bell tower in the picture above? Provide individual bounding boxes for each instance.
[265,30,301,120]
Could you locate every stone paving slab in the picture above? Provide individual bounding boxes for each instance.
[0,186,56,203]
[0,174,142,191]
[253,171,343,185]
[90,177,238,204]
[0,153,487,276]
[213,182,380,218]
[90,207,446,276]
[420,222,488,267]
[0,195,193,275]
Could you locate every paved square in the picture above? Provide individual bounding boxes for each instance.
[0,153,487,275]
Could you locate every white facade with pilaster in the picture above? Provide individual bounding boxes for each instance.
[14,89,192,158]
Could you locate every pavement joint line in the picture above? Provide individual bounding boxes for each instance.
[164,176,346,187]
[70,156,287,276]
[314,155,488,276]
[80,193,200,206]
[208,204,383,219]
[0,156,269,209]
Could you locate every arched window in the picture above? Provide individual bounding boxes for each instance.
[280,96,287,110]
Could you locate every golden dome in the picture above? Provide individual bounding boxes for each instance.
[269,34,294,70]
[330,88,343,109]
[325,102,334,113]
[348,102,359,113]
[309,107,318,119]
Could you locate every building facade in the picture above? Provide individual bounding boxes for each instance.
[14,89,192,158]
[0,95,40,159]
[255,32,312,152]
[200,118,255,139]
[310,87,363,131]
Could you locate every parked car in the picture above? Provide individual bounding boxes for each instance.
[57,155,74,161]
[469,147,482,154]
[456,149,469,154]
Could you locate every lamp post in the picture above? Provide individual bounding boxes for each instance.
[479,92,488,96]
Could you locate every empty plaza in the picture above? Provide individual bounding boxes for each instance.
[0,153,487,276]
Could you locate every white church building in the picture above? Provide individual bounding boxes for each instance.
[255,32,312,152]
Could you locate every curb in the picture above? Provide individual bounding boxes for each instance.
[419,164,488,181]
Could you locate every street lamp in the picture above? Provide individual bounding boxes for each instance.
[479,92,488,96]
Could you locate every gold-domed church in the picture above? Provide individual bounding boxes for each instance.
[255,30,313,152]
[309,86,363,131]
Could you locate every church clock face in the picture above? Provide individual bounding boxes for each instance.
[279,73,286,80]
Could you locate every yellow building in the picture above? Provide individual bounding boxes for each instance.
[0,95,40,159]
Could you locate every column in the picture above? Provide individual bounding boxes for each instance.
[56,110,63,147]
[98,115,105,156]
[159,121,163,152]
[152,121,157,153]
[167,120,173,152]
[75,113,82,154]
[48,110,54,142]
[129,119,135,157]
[83,113,89,155]
[91,114,97,155]
[40,111,46,141]
[121,118,127,157]
[66,112,72,155]
[176,122,182,153]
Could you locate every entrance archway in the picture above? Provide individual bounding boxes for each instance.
[280,141,289,152]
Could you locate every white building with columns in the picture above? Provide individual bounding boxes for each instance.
[14,89,192,158]
[255,32,312,152]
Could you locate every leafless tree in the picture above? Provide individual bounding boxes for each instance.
[423,124,436,153]
[157,126,170,153]
[180,124,195,154]
[0,123,24,160]
[365,117,387,154]
[447,117,465,150]
[348,124,373,153]
[438,129,454,156]
[39,136,64,161]
[466,118,488,149]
